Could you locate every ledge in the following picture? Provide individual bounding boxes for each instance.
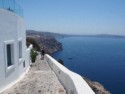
[45,54,95,94]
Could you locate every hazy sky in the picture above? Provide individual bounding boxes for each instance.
[17,0,125,35]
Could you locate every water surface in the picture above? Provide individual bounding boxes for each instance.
[52,37,125,94]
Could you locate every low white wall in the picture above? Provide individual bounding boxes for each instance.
[45,54,95,94]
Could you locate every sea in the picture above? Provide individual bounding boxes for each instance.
[52,36,125,94]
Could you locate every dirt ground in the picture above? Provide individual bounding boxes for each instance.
[2,57,66,94]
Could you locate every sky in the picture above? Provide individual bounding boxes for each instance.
[17,0,125,35]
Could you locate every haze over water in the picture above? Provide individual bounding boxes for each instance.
[17,0,125,93]
[53,37,125,94]
[18,0,125,35]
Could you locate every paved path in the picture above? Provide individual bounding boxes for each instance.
[2,56,66,94]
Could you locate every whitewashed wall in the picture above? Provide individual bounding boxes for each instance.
[25,45,33,67]
[0,9,31,93]
[45,54,95,94]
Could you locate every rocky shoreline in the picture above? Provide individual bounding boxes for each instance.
[26,30,63,54]
[26,30,110,94]
[83,77,110,94]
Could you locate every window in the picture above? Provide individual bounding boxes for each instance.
[4,40,15,73]
[6,44,14,67]
[23,61,25,68]
[19,41,22,59]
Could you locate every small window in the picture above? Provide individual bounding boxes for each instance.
[23,61,25,68]
[6,44,14,67]
[19,41,22,59]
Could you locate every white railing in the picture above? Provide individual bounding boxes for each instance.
[45,54,95,94]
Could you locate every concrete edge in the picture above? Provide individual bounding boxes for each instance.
[0,66,30,93]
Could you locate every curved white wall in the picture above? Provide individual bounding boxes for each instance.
[0,9,31,93]
[45,54,95,94]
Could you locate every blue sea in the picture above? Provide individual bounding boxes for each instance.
[52,37,125,94]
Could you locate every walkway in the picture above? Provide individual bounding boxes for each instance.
[2,56,66,94]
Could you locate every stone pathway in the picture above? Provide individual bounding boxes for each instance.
[2,56,66,94]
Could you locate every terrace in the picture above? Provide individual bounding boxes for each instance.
[1,54,95,94]
[0,0,23,17]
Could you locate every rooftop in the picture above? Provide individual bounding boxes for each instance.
[0,0,23,17]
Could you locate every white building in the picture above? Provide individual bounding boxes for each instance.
[0,1,95,94]
[0,0,32,93]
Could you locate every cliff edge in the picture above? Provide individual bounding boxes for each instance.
[83,77,110,94]
[26,30,63,54]
[26,30,110,94]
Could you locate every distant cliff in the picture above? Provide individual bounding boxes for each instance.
[26,30,68,39]
[26,30,110,94]
[26,30,63,54]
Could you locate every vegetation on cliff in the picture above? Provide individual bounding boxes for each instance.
[26,30,110,94]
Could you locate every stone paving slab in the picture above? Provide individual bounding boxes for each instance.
[1,57,66,94]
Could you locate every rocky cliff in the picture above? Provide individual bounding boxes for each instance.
[26,30,63,54]
[26,30,110,94]
[83,77,110,94]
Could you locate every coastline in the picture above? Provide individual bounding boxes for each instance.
[52,50,110,94]
[26,30,111,94]
[26,30,63,54]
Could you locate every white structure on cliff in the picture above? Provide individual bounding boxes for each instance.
[0,0,95,94]
[0,0,32,93]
